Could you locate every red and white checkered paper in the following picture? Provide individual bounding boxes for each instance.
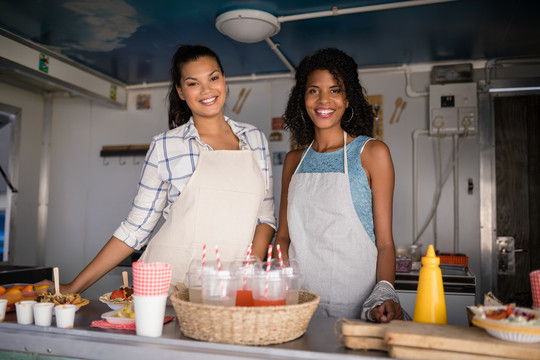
[91,316,175,330]
[531,270,540,308]
[132,261,172,296]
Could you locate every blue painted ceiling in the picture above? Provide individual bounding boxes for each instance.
[0,0,539,85]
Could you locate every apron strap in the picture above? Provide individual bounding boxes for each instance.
[343,131,348,176]
[294,141,314,175]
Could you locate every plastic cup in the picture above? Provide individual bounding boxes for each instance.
[187,259,231,304]
[267,258,303,305]
[251,272,287,306]
[285,273,304,305]
[33,302,54,326]
[530,270,540,309]
[187,259,206,304]
[54,304,77,328]
[231,256,262,307]
[0,299,8,322]
[201,271,237,307]
[133,294,167,337]
[15,300,36,325]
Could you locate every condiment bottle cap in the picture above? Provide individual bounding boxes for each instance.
[421,244,440,266]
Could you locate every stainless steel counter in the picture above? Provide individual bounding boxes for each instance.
[0,300,389,359]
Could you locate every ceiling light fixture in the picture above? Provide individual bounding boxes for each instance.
[215,9,280,43]
[215,1,456,43]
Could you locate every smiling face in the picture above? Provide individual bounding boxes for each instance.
[304,69,349,131]
[176,56,226,121]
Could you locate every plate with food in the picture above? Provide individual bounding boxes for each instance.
[101,306,135,325]
[469,305,540,343]
[100,286,133,311]
[36,293,90,311]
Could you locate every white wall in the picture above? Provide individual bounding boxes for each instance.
[1,66,482,300]
[44,89,169,298]
[0,83,44,266]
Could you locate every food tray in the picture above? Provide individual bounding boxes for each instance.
[469,306,540,343]
[99,292,132,311]
[101,310,135,325]
[0,283,51,311]
[170,288,319,345]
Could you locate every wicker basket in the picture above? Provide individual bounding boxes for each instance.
[170,288,320,345]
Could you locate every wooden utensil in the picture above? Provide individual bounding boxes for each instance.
[396,101,407,123]
[236,88,251,114]
[374,104,381,139]
[389,97,403,124]
[232,88,245,113]
[53,267,61,295]
[122,271,129,288]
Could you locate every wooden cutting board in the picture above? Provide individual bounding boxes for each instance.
[338,319,540,360]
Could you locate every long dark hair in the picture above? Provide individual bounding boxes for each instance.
[283,48,374,146]
[168,45,225,129]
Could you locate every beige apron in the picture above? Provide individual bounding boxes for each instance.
[288,131,377,318]
[141,144,265,288]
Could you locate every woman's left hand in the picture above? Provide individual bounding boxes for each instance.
[370,300,404,323]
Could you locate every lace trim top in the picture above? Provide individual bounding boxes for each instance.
[296,135,375,243]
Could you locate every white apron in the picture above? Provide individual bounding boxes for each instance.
[141,143,265,288]
[288,131,377,318]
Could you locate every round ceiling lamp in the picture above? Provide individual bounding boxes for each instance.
[216,9,280,43]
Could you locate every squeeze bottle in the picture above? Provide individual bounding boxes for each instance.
[413,244,447,324]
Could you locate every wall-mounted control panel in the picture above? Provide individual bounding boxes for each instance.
[429,82,477,135]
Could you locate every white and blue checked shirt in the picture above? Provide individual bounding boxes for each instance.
[113,116,276,250]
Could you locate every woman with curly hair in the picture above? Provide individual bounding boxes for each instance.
[275,48,404,322]
[51,45,275,294]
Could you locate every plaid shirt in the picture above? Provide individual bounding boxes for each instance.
[113,116,276,250]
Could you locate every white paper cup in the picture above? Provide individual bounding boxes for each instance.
[0,299,8,322]
[133,294,167,337]
[54,304,77,328]
[33,302,54,326]
[15,300,36,325]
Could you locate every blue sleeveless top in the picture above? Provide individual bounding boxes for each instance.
[296,135,375,243]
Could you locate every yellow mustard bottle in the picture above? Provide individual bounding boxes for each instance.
[413,244,447,324]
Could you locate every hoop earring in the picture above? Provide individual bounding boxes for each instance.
[342,107,354,126]
[300,109,307,124]
[298,101,309,124]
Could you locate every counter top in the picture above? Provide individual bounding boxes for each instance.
[0,300,388,359]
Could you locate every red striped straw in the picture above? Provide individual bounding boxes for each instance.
[242,243,253,290]
[266,245,273,272]
[215,245,222,272]
[245,243,253,263]
[264,244,273,299]
[202,244,206,267]
[215,245,226,299]
[277,244,284,271]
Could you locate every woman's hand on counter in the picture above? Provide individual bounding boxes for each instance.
[370,299,404,323]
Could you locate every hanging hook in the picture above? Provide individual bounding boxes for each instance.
[133,156,140,166]
[119,157,126,166]
[103,157,109,166]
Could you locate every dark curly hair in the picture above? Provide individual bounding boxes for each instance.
[283,48,374,146]
[168,45,224,129]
